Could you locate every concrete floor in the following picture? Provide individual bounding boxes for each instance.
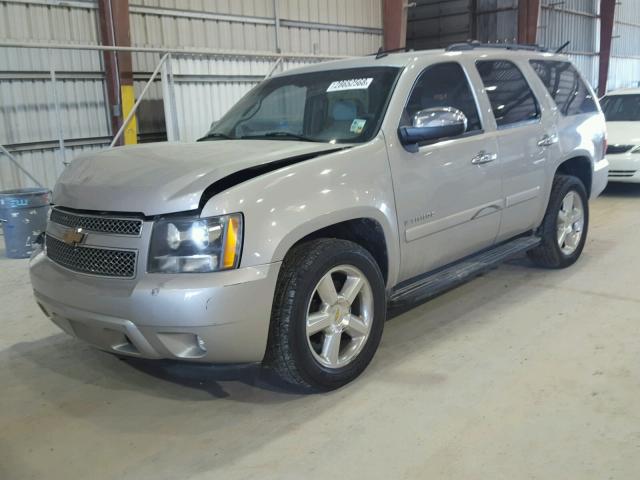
[2,184,640,480]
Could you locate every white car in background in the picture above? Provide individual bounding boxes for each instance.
[601,88,640,182]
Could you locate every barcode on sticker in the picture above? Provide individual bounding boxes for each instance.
[326,78,373,92]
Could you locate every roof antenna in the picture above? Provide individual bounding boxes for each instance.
[555,41,570,53]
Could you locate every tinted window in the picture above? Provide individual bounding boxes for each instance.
[401,62,482,133]
[476,60,540,127]
[600,95,640,121]
[530,60,597,116]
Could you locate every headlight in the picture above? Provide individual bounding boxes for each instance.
[148,213,243,273]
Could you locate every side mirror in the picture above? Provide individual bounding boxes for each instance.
[398,107,468,150]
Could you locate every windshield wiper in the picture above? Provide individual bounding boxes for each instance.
[198,132,233,141]
[240,131,318,142]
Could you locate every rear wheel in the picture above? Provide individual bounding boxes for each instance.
[528,174,589,268]
[264,239,386,391]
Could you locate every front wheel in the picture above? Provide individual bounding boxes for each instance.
[528,174,589,268]
[264,239,386,391]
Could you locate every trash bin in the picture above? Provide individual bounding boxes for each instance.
[0,188,51,259]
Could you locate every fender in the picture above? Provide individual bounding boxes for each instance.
[200,136,402,288]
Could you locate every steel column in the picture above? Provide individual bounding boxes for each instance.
[383,0,408,50]
[97,0,137,146]
[160,54,180,142]
[517,0,541,44]
[599,0,617,96]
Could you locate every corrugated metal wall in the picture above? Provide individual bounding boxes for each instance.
[406,0,474,49]
[0,0,383,189]
[609,0,640,91]
[406,0,519,50]
[406,0,639,92]
[0,0,109,191]
[476,0,518,43]
[538,0,599,88]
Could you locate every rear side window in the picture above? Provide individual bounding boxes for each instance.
[476,60,541,127]
[530,60,597,116]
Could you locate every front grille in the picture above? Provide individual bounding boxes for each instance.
[50,208,142,236]
[46,234,137,278]
[606,144,635,155]
[609,169,637,178]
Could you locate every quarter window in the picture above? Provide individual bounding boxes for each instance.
[476,60,541,127]
[401,62,482,133]
[530,60,597,116]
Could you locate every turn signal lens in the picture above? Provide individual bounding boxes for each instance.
[223,216,241,269]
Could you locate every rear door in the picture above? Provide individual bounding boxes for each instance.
[475,59,550,241]
[387,62,502,282]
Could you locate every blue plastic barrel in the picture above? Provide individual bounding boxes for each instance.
[0,188,50,259]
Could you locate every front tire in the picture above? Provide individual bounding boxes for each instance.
[528,174,589,269]
[264,239,386,391]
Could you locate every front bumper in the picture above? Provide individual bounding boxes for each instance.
[607,153,640,183]
[30,250,281,363]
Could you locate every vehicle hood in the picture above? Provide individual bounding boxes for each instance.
[606,121,640,147]
[53,141,343,216]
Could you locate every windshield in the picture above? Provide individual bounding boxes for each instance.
[601,94,640,121]
[202,67,401,144]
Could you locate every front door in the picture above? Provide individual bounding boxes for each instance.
[387,62,503,283]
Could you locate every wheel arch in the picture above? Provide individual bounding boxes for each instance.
[288,218,390,284]
[555,155,593,197]
[272,210,398,288]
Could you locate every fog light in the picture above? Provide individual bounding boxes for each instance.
[196,335,207,352]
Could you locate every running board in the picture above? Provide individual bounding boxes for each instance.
[389,236,541,306]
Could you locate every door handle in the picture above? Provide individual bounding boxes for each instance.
[537,134,559,147]
[471,151,497,165]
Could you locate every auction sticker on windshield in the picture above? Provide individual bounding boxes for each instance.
[327,78,373,92]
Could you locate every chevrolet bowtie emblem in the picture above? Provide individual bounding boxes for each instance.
[62,227,86,246]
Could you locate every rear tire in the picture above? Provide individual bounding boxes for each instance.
[528,174,589,269]
[264,239,386,391]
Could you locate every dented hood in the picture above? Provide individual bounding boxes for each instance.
[53,140,342,216]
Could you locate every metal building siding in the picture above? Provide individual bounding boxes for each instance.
[279,0,382,28]
[1,0,382,189]
[407,0,474,49]
[0,78,109,145]
[407,0,520,49]
[170,55,323,141]
[135,0,275,17]
[0,1,101,71]
[0,0,108,190]
[476,0,518,43]
[608,0,640,90]
[0,144,106,191]
[537,0,599,87]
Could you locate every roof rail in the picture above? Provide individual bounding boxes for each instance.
[370,46,413,59]
[446,41,549,53]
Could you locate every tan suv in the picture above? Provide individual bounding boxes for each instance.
[31,43,609,390]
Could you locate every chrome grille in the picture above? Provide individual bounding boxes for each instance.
[606,144,635,155]
[46,235,137,278]
[50,208,142,236]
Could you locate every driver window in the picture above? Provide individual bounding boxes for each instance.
[401,62,482,133]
